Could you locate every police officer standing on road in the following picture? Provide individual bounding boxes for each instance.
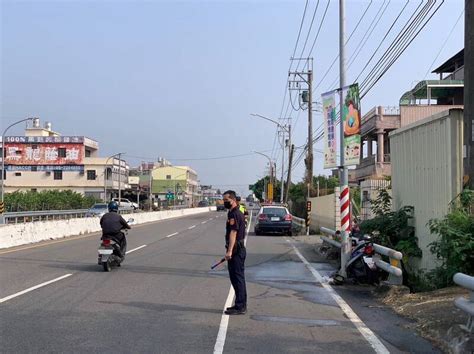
[223,190,247,315]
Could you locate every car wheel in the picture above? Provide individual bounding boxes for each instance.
[287,230,293,236]
[254,229,260,236]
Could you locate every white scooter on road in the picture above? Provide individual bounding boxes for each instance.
[98,218,134,272]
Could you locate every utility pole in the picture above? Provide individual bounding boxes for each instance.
[280,130,285,203]
[118,153,122,206]
[149,168,153,211]
[285,144,294,204]
[289,58,313,199]
[465,0,473,188]
[339,0,351,278]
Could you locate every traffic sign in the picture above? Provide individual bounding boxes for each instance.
[306,201,312,212]
[166,192,175,200]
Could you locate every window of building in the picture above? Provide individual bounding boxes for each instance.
[85,149,91,157]
[15,172,21,177]
[166,175,172,180]
[87,170,96,180]
[31,188,37,193]
[58,148,67,158]
[54,170,63,180]
[32,144,38,149]
[31,166,38,172]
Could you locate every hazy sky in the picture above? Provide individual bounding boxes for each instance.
[1,0,465,196]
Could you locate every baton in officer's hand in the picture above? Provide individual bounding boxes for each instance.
[211,258,226,269]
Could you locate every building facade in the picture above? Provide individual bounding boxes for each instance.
[150,166,199,207]
[1,118,129,200]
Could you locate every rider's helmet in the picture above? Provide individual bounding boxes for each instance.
[108,201,119,212]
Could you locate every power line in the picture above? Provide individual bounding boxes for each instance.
[327,0,391,91]
[353,0,412,84]
[305,0,332,65]
[126,149,274,162]
[423,7,464,80]
[312,0,373,93]
[360,0,444,97]
[295,0,321,72]
[360,0,433,90]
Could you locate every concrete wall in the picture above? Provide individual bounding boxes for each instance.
[309,187,340,231]
[0,206,216,249]
[390,109,463,270]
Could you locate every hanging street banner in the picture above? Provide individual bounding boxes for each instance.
[322,90,337,169]
[342,83,361,166]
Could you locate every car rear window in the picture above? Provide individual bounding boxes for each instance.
[92,204,107,209]
[262,207,287,217]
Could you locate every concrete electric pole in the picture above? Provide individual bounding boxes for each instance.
[465,0,473,188]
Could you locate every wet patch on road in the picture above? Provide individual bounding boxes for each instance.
[251,315,341,327]
[245,261,338,307]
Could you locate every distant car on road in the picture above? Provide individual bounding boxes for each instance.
[215,199,226,211]
[85,203,109,217]
[112,198,138,210]
[198,200,209,207]
[254,205,293,236]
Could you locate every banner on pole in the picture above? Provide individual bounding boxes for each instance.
[342,84,361,166]
[322,91,337,169]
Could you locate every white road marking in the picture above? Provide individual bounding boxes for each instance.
[286,240,390,354]
[201,221,207,224]
[213,211,252,354]
[0,274,73,304]
[166,232,179,238]
[126,245,147,254]
[188,225,196,230]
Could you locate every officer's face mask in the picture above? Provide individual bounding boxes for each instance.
[224,201,232,209]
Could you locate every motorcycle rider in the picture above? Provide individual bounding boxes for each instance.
[100,201,131,259]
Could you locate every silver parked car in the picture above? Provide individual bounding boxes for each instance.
[85,203,109,217]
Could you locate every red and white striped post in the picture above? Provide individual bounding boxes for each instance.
[340,185,351,277]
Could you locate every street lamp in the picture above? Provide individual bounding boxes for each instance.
[253,151,275,203]
[1,117,34,222]
[103,152,125,203]
[251,113,291,203]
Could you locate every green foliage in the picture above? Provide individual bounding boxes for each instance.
[249,177,281,202]
[351,187,361,218]
[370,188,392,216]
[427,189,474,288]
[5,190,100,211]
[361,189,421,260]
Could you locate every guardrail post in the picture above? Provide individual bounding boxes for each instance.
[387,257,403,285]
[453,273,474,333]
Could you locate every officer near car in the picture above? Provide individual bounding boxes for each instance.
[223,190,247,315]
[236,196,249,227]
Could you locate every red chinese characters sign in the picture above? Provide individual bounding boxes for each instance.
[4,143,84,165]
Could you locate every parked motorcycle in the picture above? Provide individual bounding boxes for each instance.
[98,218,134,272]
[345,235,380,284]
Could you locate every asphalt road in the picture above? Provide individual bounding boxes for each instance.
[0,211,437,353]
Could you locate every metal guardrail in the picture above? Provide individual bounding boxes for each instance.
[3,208,137,224]
[292,216,306,228]
[453,273,474,333]
[319,227,403,284]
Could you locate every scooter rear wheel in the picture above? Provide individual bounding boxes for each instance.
[102,260,111,272]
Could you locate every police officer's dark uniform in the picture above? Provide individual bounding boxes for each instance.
[225,205,247,314]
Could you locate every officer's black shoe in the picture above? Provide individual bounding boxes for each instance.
[225,307,247,315]
[226,306,236,311]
